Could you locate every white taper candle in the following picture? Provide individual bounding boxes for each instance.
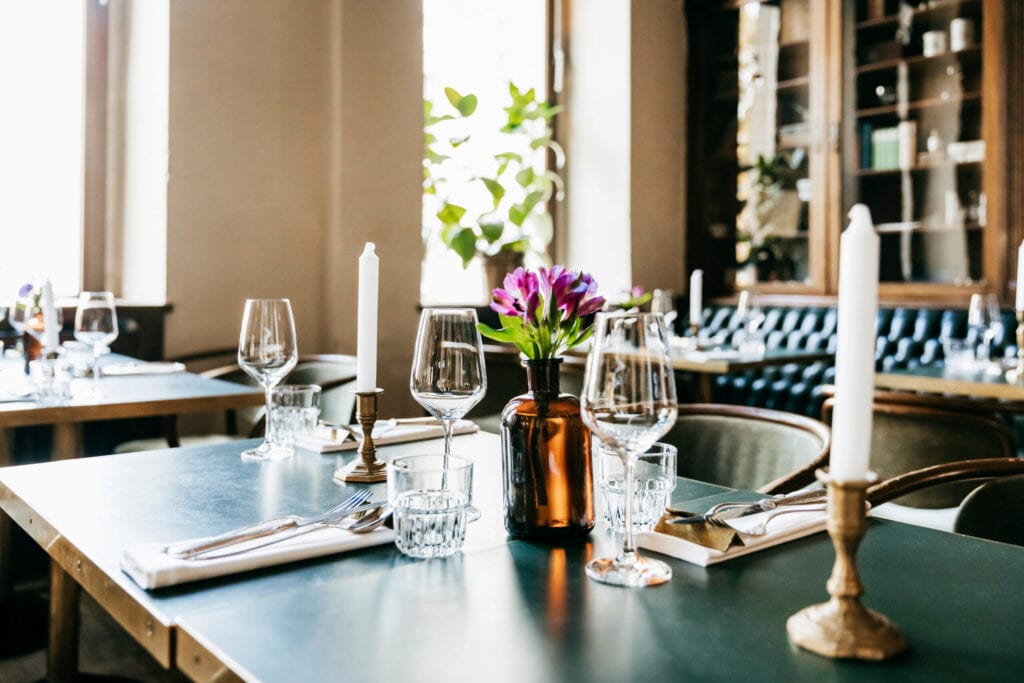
[42,280,60,353]
[356,243,379,392]
[689,269,703,327]
[830,204,879,481]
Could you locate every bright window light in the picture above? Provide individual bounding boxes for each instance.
[0,3,85,298]
[422,0,547,305]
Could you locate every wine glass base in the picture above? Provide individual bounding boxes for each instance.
[241,442,294,462]
[585,553,672,587]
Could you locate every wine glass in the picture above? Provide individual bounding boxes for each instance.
[580,312,678,587]
[967,293,993,368]
[409,308,487,517]
[982,294,1005,374]
[74,292,119,395]
[651,289,678,337]
[237,299,299,461]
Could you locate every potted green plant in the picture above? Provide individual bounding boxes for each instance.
[423,82,564,290]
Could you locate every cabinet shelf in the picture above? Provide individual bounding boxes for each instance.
[855,160,983,177]
[856,0,982,31]
[875,221,983,234]
[857,44,983,75]
[856,91,981,118]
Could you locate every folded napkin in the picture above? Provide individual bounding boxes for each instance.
[637,507,828,567]
[121,525,394,589]
[296,419,478,454]
[101,361,187,376]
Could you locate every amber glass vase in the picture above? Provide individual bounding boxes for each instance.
[501,358,594,540]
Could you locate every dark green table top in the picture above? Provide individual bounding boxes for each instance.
[2,432,1022,681]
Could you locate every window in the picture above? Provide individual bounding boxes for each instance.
[421,0,550,305]
[0,2,86,297]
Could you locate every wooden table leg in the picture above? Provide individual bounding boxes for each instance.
[48,560,80,683]
[52,422,84,460]
[0,427,12,602]
[698,375,713,403]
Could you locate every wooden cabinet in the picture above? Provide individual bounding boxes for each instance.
[686,0,1020,304]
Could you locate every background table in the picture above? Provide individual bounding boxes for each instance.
[0,357,263,602]
[3,432,1022,681]
[875,365,1024,404]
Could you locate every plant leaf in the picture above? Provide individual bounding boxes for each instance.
[449,228,478,267]
[436,203,467,226]
[481,178,505,207]
[515,167,535,187]
[449,135,471,148]
[522,190,544,214]
[479,215,505,243]
[477,322,518,343]
[509,204,527,227]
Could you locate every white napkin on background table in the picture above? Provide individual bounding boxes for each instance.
[296,420,478,454]
[121,525,394,589]
[637,507,829,567]
[101,361,187,376]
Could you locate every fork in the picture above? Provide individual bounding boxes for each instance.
[707,504,826,537]
[183,504,392,561]
[163,490,372,558]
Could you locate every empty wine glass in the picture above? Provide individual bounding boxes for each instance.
[967,293,996,368]
[982,294,1004,374]
[410,308,487,518]
[74,292,118,394]
[581,312,678,587]
[238,299,299,461]
[651,289,678,337]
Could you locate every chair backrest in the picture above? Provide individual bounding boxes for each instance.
[201,354,358,437]
[663,404,831,493]
[954,475,1024,547]
[824,395,1016,508]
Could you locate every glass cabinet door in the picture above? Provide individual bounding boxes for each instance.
[687,0,828,295]
[841,0,990,291]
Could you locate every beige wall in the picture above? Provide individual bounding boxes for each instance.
[162,0,422,414]
[324,0,423,416]
[565,0,687,297]
[630,0,687,294]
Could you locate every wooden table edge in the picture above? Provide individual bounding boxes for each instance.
[0,482,175,668]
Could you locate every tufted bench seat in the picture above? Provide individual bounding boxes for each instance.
[693,303,1018,418]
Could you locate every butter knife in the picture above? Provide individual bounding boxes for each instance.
[668,489,826,525]
[163,498,381,559]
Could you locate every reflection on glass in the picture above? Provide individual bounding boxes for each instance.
[735,1,811,286]
[849,0,986,285]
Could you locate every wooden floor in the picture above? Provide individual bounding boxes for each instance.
[0,589,187,683]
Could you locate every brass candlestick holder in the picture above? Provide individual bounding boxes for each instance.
[334,389,387,483]
[1005,311,1024,383]
[787,471,907,661]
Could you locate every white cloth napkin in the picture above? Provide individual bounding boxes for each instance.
[121,525,394,589]
[101,361,187,376]
[637,507,828,567]
[296,420,478,454]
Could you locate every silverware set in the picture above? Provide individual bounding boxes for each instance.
[667,489,828,537]
[164,490,391,560]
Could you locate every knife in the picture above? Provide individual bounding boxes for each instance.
[163,499,384,559]
[667,488,826,525]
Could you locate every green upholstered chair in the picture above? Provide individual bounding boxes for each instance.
[662,403,831,494]
[824,395,1016,509]
[115,354,357,452]
[954,474,1024,547]
[867,459,1024,545]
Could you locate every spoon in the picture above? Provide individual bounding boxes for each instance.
[348,505,393,534]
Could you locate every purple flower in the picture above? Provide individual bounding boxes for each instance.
[482,265,605,359]
[18,282,33,298]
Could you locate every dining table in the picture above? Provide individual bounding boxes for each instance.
[0,353,264,600]
[1,431,1021,682]
[875,363,1024,405]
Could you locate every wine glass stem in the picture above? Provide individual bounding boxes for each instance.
[264,385,274,444]
[622,456,637,556]
[441,418,454,489]
[92,349,100,394]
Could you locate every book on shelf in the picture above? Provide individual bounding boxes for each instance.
[871,126,900,170]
